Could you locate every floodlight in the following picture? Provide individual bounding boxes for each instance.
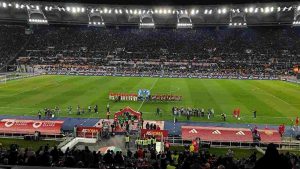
[177,23,192,28]
[191,9,195,15]
[218,9,221,14]
[204,9,208,14]
[277,7,281,12]
[222,8,226,14]
[66,7,70,11]
[265,7,270,13]
[15,3,19,9]
[249,7,254,13]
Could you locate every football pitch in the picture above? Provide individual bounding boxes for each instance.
[0,75,299,125]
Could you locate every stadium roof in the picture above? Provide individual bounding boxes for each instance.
[0,1,299,27]
[27,0,292,5]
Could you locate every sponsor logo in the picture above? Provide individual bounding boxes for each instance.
[265,130,274,136]
[212,130,221,134]
[4,120,15,128]
[81,129,99,133]
[236,131,245,135]
[33,122,42,129]
[189,129,198,134]
[145,131,163,136]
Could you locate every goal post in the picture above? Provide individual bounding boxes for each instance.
[0,75,7,84]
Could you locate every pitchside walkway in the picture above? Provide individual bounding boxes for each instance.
[0,115,296,137]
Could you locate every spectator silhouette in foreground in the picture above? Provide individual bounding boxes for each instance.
[254,143,292,169]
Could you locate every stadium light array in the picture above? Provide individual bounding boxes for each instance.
[1,2,7,8]
[231,9,240,13]
[293,21,300,26]
[128,9,142,15]
[139,22,155,28]
[204,9,212,14]
[282,6,292,11]
[28,19,48,24]
[217,8,227,14]
[177,23,192,29]
[45,6,53,11]
[65,6,85,13]
[114,9,122,14]
[89,21,105,26]
[229,22,247,28]
[190,9,199,15]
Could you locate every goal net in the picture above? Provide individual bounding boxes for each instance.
[0,75,6,84]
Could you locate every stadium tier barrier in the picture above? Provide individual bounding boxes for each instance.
[164,136,300,150]
[45,71,280,80]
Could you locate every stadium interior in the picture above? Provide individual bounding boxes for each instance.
[0,0,299,169]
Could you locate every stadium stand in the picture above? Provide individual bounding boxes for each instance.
[0,142,294,169]
[0,26,297,78]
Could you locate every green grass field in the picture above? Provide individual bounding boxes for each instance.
[0,75,299,125]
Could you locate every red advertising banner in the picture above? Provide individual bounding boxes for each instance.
[141,129,168,138]
[0,119,63,135]
[182,126,253,142]
[76,126,101,138]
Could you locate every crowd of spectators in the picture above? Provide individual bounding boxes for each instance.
[0,143,297,169]
[1,25,300,77]
[0,25,29,69]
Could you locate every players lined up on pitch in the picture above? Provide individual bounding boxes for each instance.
[171,107,258,121]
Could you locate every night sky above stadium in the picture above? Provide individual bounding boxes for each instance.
[30,0,279,5]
